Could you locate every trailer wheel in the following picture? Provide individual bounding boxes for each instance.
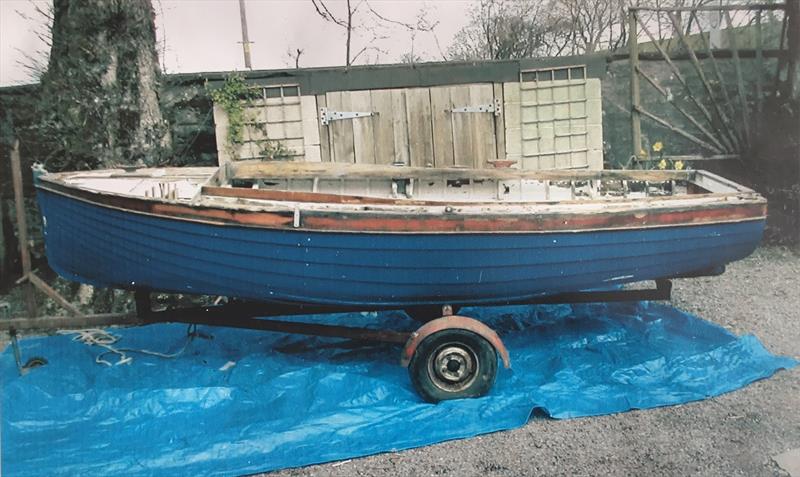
[408,328,497,402]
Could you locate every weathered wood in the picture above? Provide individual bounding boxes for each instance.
[429,86,456,167]
[326,91,356,163]
[26,273,84,317]
[450,85,475,168]
[471,83,497,168]
[205,182,723,206]
[10,141,36,318]
[300,95,321,162]
[212,103,232,165]
[349,90,377,164]
[390,89,410,165]
[315,94,332,162]
[0,313,140,332]
[38,171,763,235]
[493,83,507,162]
[231,159,694,182]
[369,89,397,165]
[405,88,434,167]
[629,10,642,159]
[692,169,757,193]
[724,11,751,147]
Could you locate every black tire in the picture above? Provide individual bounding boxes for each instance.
[408,329,498,403]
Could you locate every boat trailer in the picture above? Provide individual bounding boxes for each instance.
[4,280,672,401]
[129,280,673,402]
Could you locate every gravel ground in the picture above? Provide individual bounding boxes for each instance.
[268,245,800,477]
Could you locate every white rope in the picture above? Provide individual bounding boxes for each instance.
[57,326,195,367]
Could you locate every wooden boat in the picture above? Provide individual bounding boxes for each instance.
[34,161,766,308]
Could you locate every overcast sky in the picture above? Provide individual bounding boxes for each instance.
[0,0,474,86]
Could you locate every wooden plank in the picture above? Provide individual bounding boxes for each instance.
[10,141,36,318]
[300,95,320,162]
[349,90,377,164]
[391,89,410,165]
[429,86,455,167]
[629,10,642,158]
[369,89,397,165]
[471,84,497,168]
[202,185,492,205]
[315,94,331,162]
[503,82,522,161]
[449,85,475,167]
[326,91,356,163]
[0,313,141,332]
[27,273,84,317]
[212,103,233,165]
[404,88,434,167]
[231,159,696,182]
[493,83,507,162]
[693,169,757,193]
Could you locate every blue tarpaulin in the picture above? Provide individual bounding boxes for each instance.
[2,302,796,476]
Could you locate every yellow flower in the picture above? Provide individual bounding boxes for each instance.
[639,148,647,157]
[674,160,684,170]
[657,159,667,170]
[652,141,664,152]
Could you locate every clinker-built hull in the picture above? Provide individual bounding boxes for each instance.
[35,161,766,307]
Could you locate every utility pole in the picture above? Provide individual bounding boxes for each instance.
[238,0,253,69]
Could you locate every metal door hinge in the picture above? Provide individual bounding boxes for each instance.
[448,98,502,116]
[319,107,377,125]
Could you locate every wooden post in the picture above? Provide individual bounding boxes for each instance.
[629,9,642,161]
[238,0,253,70]
[10,140,36,318]
[786,0,800,101]
[724,11,752,147]
[755,10,764,130]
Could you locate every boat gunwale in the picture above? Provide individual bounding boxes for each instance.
[40,163,759,206]
[35,175,767,235]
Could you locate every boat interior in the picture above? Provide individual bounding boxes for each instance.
[44,160,758,205]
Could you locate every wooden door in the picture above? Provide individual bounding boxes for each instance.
[323,83,500,168]
[429,84,498,168]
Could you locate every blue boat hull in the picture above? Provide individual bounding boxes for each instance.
[37,189,764,306]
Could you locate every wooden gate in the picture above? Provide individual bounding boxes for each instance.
[319,84,502,168]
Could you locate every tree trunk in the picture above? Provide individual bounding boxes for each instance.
[38,0,170,170]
